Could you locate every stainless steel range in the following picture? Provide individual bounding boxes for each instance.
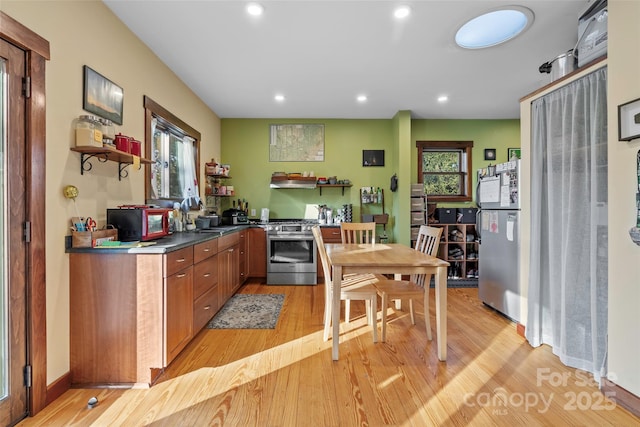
[266,219,318,285]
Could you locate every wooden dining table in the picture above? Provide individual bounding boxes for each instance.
[325,242,450,361]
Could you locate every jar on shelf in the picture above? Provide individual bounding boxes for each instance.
[100,118,115,146]
[205,158,219,175]
[74,115,102,148]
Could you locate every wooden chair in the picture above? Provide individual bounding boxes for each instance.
[312,226,379,343]
[339,221,376,322]
[340,222,376,244]
[373,225,443,342]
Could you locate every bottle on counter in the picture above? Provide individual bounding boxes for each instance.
[173,202,183,232]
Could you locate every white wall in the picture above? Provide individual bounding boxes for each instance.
[607,0,640,397]
[1,1,221,384]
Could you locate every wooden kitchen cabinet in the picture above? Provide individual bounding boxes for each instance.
[70,252,165,386]
[217,232,240,303]
[165,264,193,364]
[239,229,248,284]
[69,230,247,387]
[248,227,266,278]
[193,239,219,331]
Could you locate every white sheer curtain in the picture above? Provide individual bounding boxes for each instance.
[527,67,608,381]
[150,117,160,199]
[181,135,199,200]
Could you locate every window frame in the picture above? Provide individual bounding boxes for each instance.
[144,95,201,203]
[416,140,474,202]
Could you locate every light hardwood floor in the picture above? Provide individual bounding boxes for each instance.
[19,280,640,426]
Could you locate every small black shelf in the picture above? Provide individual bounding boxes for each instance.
[318,184,352,196]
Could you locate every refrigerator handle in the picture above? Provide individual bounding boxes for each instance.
[476,209,482,243]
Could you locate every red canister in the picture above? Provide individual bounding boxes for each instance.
[115,133,131,153]
[130,140,141,156]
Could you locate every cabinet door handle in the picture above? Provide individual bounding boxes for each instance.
[203,248,210,252]
[228,248,234,252]
[176,273,187,278]
[204,305,211,310]
[203,273,211,278]
[176,258,186,263]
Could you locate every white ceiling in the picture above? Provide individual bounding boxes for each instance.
[104,0,588,120]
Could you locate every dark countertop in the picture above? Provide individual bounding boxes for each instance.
[67,222,339,254]
[66,224,256,254]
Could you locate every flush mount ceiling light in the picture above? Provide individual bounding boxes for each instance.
[394,6,411,19]
[437,95,449,103]
[455,6,533,49]
[246,3,264,16]
[274,94,285,102]
[357,95,368,102]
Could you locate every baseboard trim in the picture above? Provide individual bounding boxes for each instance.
[46,372,71,406]
[516,323,525,338]
[601,379,640,418]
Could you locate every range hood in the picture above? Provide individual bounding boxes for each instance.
[270,178,317,189]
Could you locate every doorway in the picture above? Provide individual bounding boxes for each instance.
[0,11,49,421]
[0,36,28,427]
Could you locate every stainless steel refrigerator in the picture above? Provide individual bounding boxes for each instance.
[476,160,521,322]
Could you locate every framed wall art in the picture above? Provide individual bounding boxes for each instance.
[618,97,640,141]
[362,149,384,167]
[508,148,521,159]
[83,65,124,125]
[269,124,324,161]
[484,148,496,161]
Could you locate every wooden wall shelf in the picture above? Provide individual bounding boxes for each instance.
[71,146,152,180]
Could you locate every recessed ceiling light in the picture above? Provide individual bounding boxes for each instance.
[274,94,285,102]
[437,95,448,103]
[246,3,264,16]
[357,95,368,102]
[394,6,411,19]
[455,6,533,49]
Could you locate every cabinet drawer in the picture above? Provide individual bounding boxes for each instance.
[165,247,194,277]
[193,285,219,332]
[194,239,218,264]
[218,232,240,251]
[321,227,342,242]
[410,212,425,225]
[411,184,425,196]
[410,198,426,211]
[193,256,218,299]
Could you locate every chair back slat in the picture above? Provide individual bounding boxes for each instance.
[340,222,376,244]
[411,225,443,286]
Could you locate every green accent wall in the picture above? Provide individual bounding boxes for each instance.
[411,119,521,209]
[221,118,397,238]
[220,117,519,244]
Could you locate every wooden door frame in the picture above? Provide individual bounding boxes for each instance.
[0,11,49,415]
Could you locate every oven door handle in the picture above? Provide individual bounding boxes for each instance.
[267,235,314,241]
